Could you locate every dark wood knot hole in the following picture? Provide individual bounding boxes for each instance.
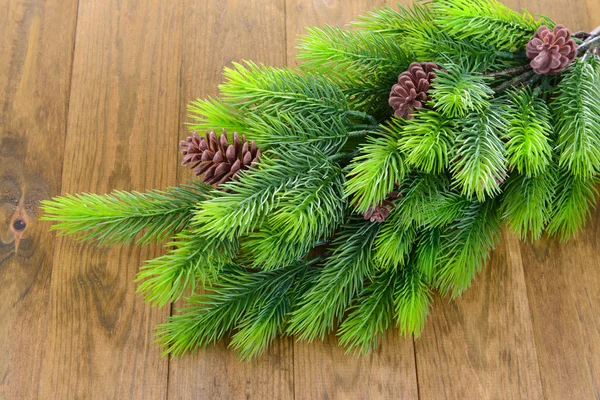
[13,219,27,232]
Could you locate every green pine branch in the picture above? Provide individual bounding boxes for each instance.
[451,104,507,200]
[504,88,553,177]
[287,219,380,341]
[136,230,238,306]
[433,0,551,51]
[436,198,502,297]
[553,57,600,178]
[394,263,432,336]
[40,181,213,246]
[337,268,396,354]
[345,120,408,212]
[157,262,309,359]
[399,109,456,174]
[431,63,494,118]
[546,168,599,241]
[501,166,557,241]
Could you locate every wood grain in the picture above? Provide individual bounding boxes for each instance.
[35,1,182,398]
[166,1,293,399]
[285,2,419,399]
[0,0,79,399]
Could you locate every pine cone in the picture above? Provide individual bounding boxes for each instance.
[526,25,577,75]
[363,192,400,223]
[389,62,439,119]
[180,129,261,185]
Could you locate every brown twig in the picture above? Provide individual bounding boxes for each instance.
[578,35,600,55]
[493,70,535,93]
[483,64,531,77]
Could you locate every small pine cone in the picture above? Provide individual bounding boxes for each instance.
[389,62,439,119]
[363,192,401,223]
[180,129,261,185]
[526,25,577,75]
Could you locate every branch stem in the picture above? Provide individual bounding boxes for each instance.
[578,35,600,55]
[483,64,531,77]
[493,70,535,93]
[330,151,360,162]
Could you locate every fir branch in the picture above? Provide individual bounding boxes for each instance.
[431,64,494,118]
[287,220,381,341]
[297,26,412,117]
[436,199,502,297]
[451,105,507,200]
[546,169,599,241]
[504,88,553,177]
[345,121,408,212]
[394,263,432,336]
[356,2,505,70]
[157,262,308,358]
[136,231,238,306]
[433,0,551,51]
[245,112,352,155]
[193,147,341,241]
[414,227,442,282]
[337,268,395,354]
[219,61,351,117]
[553,57,600,178]
[501,166,557,241]
[187,97,250,133]
[399,109,456,174]
[40,181,213,246]
[374,223,417,269]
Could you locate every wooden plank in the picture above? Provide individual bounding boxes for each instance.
[414,230,544,399]
[35,1,183,398]
[166,1,292,399]
[285,2,419,399]
[0,0,79,399]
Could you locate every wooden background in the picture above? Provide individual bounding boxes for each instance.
[1,0,599,399]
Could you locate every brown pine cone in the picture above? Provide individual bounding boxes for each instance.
[389,62,439,119]
[180,129,261,185]
[526,25,577,75]
[363,192,401,223]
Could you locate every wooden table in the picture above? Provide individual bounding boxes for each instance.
[1,0,599,398]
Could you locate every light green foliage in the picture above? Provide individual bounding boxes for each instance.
[374,222,417,269]
[394,264,432,336]
[501,165,557,241]
[355,3,505,70]
[553,57,600,178]
[505,88,553,177]
[399,109,456,173]
[187,97,249,133]
[436,199,502,297]
[547,169,599,241]
[40,181,212,245]
[345,121,408,212]
[136,231,238,306]
[433,0,551,50]
[431,64,494,118]
[194,147,344,241]
[297,26,412,117]
[338,269,395,353]
[245,112,353,155]
[157,262,309,359]
[219,62,350,117]
[452,105,507,200]
[414,227,442,282]
[287,220,380,341]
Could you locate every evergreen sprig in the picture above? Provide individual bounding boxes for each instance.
[40,181,212,245]
[433,0,550,50]
[345,121,408,212]
[505,88,553,177]
[553,57,600,178]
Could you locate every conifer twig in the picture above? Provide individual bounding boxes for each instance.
[483,64,531,77]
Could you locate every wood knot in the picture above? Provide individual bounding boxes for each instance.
[13,218,27,232]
